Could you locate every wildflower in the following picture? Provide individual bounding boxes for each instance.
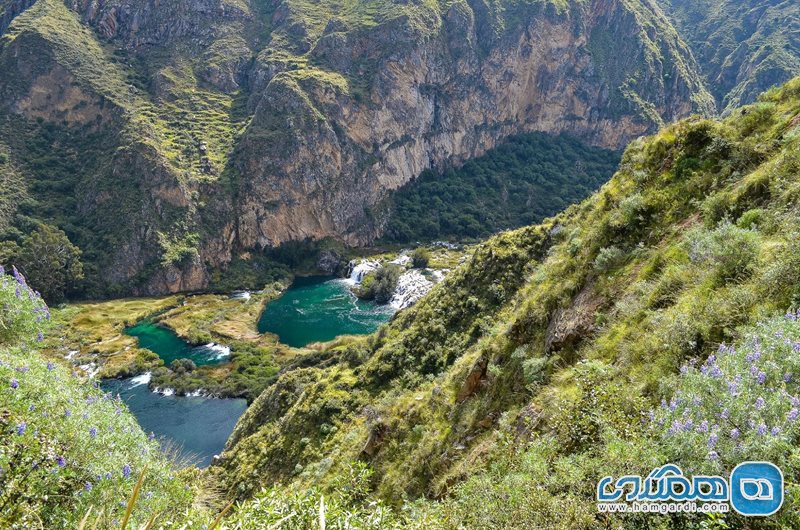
[720,409,729,420]
[64,409,71,418]
[684,419,694,431]
[84,482,92,492]
[755,397,766,409]
[16,422,26,436]
[10,378,18,389]
[728,381,738,395]
[56,456,66,468]
[11,266,25,285]
[47,362,54,371]
[123,464,131,478]
[28,404,35,412]
[708,451,719,461]
[757,372,767,384]
[785,373,793,383]
[757,424,767,436]
[105,472,112,480]
[707,434,718,448]
[36,332,44,342]
[731,428,740,439]
[698,420,709,433]
[89,427,97,438]
[772,426,781,436]
[792,396,800,407]
[787,408,799,422]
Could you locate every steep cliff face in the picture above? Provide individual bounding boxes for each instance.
[0,0,716,294]
[663,0,800,113]
[231,0,714,248]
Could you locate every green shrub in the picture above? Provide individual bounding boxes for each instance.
[686,221,760,283]
[593,245,627,274]
[410,248,431,268]
[354,265,402,303]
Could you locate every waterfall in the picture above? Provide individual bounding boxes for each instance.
[389,269,434,309]
[346,259,380,284]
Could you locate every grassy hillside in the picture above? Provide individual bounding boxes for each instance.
[217,77,800,527]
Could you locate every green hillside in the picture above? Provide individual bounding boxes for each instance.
[217,77,800,527]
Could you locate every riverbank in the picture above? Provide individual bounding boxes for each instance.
[44,280,297,401]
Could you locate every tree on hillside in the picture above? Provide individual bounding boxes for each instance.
[15,225,84,303]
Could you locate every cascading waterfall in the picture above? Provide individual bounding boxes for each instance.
[389,269,434,309]
[346,259,380,284]
[347,258,444,310]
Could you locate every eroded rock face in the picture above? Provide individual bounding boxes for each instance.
[230,0,713,250]
[0,0,715,294]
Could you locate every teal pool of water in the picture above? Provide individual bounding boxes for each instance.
[125,321,229,366]
[257,276,395,347]
[101,376,246,467]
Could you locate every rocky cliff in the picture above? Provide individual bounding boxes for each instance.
[0,0,728,294]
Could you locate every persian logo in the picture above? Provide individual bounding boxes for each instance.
[730,462,783,516]
[597,462,783,517]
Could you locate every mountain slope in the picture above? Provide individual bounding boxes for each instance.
[663,0,800,112]
[217,77,800,526]
[0,0,714,296]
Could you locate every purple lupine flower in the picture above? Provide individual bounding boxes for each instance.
[148,432,155,441]
[56,456,66,468]
[720,409,729,420]
[757,424,767,436]
[698,420,709,433]
[785,373,793,383]
[684,419,694,431]
[710,366,723,378]
[46,362,54,371]
[89,427,97,438]
[731,428,740,439]
[122,463,131,478]
[708,451,719,461]
[708,433,718,448]
[680,364,689,374]
[28,404,35,412]
[36,332,43,342]
[758,371,767,384]
[10,378,18,389]
[787,408,799,422]
[755,397,766,409]
[728,381,738,395]
[84,482,92,492]
[11,266,25,285]
[64,409,71,418]
[792,396,800,407]
[16,422,26,436]
[772,426,781,436]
